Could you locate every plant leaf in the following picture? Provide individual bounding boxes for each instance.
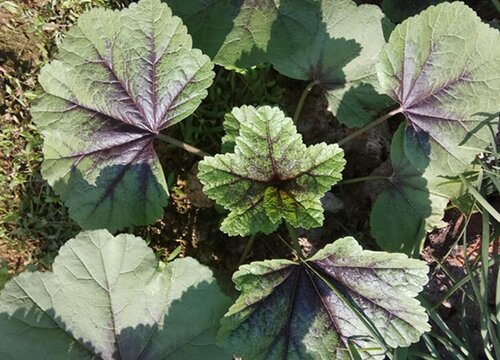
[370,124,465,255]
[0,230,230,360]
[219,237,430,359]
[269,0,395,127]
[198,106,345,236]
[377,2,500,176]
[32,0,214,232]
[381,0,448,23]
[165,0,322,69]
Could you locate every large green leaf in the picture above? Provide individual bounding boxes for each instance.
[32,0,214,232]
[198,106,346,236]
[166,0,395,127]
[0,230,230,360]
[165,0,321,69]
[219,237,430,359]
[370,124,465,255]
[269,0,395,127]
[377,2,500,176]
[381,0,448,23]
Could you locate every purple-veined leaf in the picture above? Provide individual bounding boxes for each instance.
[198,106,345,237]
[377,2,500,176]
[219,237,430,359]
[0,230,231,360]
[32,0,214,231]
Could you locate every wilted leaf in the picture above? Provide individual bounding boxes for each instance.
[32,0,214,231]
[219,237,430,359]
[269,0,395,127]
[198,106,345,236]
[370,124,464,255]
[0,230,230,360]
[377,2,500,176]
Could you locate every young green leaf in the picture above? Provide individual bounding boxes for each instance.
[269,0,395,127]
[377,2,500,176]
[0,230,231,360]
[32,0,214,232]
[198,106,346,236]
[370,124,465,255]
[219,237,430,359]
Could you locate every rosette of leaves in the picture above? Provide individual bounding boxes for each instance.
[198,106,346,236]
[370,124,465,255]
[0,230,231,360]
[377,2,500,177]
[218,237,430,359]
[32,0,214,231]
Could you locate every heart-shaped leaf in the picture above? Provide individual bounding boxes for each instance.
[198,106,346,236]
[370,124,465,255]
[0,230,230,360]
[377,2,500,176]
[32,0,214,232]
[219,237,430,359]
[269,0,395,127]
[165,0,321,69]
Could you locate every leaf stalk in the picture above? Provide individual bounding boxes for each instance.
[238,234,257,266]
[156,133,209,157]
[338,107,402,146]
[293,80,319,123]
[339,175,388,186]
[285,222,302,256]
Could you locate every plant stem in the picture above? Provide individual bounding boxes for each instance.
[339,175,388,186]
[238,234,257,266]
[493,0,500,12]
[156,133,209,157]
[293,80,318,123]
[337,107,402,146]
[285,222,302,256]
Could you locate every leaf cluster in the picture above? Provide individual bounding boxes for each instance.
[0,0,499,359]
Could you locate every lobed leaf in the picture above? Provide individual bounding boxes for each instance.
[377,2,500,176]
[381,0,448,23]
[0,230,230,360]
[32,0,214,232]
[198,106,346,236]
[165,0,322,69]
[370,124,465,255]
[219,237,430,359]
[269,0,395,127]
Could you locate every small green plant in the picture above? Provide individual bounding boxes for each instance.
[0,0,499,359]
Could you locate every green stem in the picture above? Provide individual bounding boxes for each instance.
[337,107,402,146]
[293,80,318,123]
[285,222,301,256]
[339,175,388,186]
[238,234,257,266]
[492,0,500,12]
[156,134,209,157]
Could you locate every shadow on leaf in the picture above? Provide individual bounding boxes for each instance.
[0,274,230,359]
